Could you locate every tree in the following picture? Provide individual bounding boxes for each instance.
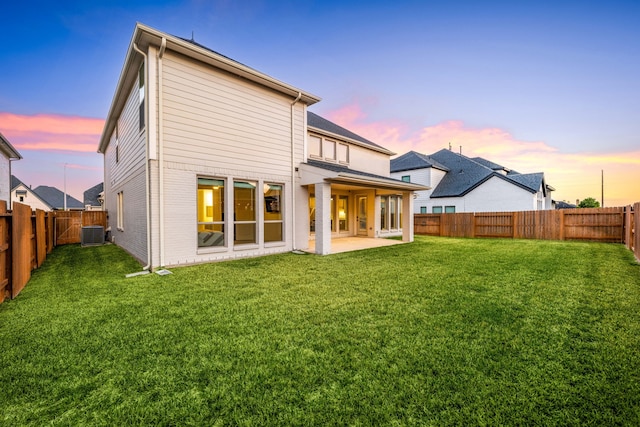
[578,197,600,208]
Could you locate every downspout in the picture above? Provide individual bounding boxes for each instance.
[132,42,151,271]
[290,92,302,250]
[158,37,167,267]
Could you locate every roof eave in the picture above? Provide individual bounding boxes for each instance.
[0,132,22,160]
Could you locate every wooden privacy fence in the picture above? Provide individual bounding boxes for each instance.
[0,202,107,304]
[625,203,640,262]
[415,206,635,245]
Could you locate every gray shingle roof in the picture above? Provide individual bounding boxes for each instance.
[307,112,390,152]
[506,172,543,193]
[83,182,104,206]
[390,151,450,172]
[10,174,24,190]
[32,186,84,210]
[398,149,547,198]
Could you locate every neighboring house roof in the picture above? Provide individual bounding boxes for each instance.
[390,151,449,172]
[83,182,104,206]
[98,23,321,154]
[304,159,429,191]
[555,200,577,209]
[32,186,84,210]
[394,149,552,199]
[471,157,509,173]
[10,174,24,190]
[307,112,394,155]
[0,131,22,160]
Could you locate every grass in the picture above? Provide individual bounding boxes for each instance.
[1,237,639,426]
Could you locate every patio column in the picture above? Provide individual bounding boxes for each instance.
[402,191,414,242]
[315,181,331,255]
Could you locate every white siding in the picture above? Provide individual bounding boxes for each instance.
[347,145,391,177]
[430,176,536,213]
[0,155,9,203]
[161,52,295,176]
[104,75,148,264]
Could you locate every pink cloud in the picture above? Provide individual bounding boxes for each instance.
[0,112,104,153]
[322,102,640,206]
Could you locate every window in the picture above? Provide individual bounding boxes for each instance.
[338,195,348,231]
[337,143,349,163]
[445,206,456,213]
[117,192,124,230]
[309,135,322,158]
[115,124,119,163]
[380,195,403,231]
[380,197,388,230]
[234,181,257,245]
[420,206,427,214]
[138,63,145,131]
[309,194,315,232]
[197,178,225,247]
[264,183,283,243]
[432,206,443,214]
[401,175,410,182]
[324,139,336,160]
[19,196,24,202]
[389,196,397,230]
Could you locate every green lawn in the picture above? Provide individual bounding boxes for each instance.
[1,237,639,426]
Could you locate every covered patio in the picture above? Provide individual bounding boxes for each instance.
[306,236,405,254]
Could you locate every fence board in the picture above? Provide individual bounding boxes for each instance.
[0,201,10,303]
[35,209,46,268]
[11,202,32,299]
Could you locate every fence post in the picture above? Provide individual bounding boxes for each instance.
[559,209,565,240]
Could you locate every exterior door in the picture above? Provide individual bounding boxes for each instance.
[357,196,367,235]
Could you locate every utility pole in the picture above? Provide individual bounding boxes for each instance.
[601,169,604,208]
[64,163,67,211]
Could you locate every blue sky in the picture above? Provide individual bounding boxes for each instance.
[2,0,639,205]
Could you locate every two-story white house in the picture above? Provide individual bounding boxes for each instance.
[391,149,554,213]
[98,23,425,269]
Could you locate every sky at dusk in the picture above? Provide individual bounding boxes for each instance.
[1,0,638,206]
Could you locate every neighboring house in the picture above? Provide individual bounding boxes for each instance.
[98,23,425,268]
[84,182,104,211]
[32,185,84,210]
[391,149,555,213]
[1,132,22,204]
[10,175,53,211]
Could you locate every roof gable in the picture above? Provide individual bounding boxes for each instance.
[99,23,321,154]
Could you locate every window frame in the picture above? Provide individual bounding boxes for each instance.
[197,177,226,248]
[401,175,410,182]
[445,206,456,213]
[432,206,443,214]
[263,182,284,244]
[116,191,124,231]
[420,206,427,214]
[233,180,257,246]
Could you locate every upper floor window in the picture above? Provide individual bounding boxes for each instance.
[309,135,322,157]
[432,206,443,214]
[308,134,349,164]
[401,175,410,182]
[337,143,349,163]
[324,139,336,160]
[138,63,145,131]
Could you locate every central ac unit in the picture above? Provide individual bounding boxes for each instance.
[81,226,105,246]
